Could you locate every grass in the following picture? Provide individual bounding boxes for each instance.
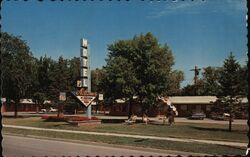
[3,117,248,143]
[3,127,245,155]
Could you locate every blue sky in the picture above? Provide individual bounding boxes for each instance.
[2,0,248,87]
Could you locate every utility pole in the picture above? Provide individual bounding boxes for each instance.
[190,65,201,85]
[190,65,201,95]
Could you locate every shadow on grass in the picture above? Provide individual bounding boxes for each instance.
[101,119,126,123]
[134,139,148,142]
[52,123,71,127]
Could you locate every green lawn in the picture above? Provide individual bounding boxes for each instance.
[3,117,248,143]
[3,127,245,156]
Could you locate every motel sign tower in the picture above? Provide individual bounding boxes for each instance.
[80,38,89,89]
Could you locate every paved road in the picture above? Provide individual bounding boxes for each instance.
[3,134,184,157]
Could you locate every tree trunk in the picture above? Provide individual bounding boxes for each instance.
[229,116,232,132]
[14,102,18,118]
[57,103,64,118]
[128,98,133,119]
[36,101,39,113]
[140,99,144,122]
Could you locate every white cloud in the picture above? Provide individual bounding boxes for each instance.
[148,1,206,18]
[148,0,247,18]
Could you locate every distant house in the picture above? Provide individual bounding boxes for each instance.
[108,96,248,117]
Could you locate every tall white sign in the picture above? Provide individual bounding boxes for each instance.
[80,38,88,88]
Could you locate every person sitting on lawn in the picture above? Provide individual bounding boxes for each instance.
[142,113,149,124]
[125,113,137,124]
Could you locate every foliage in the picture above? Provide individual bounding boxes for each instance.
[91,68,106,93]
[213,52,246,132]
[100,33,183,117]
[201,66,221,96]
[1,32,84,114]
[166,70,184,96]
[181,79,204,96]
[68,57,80,91]
[182,62,247,97]
[1,32,36,117]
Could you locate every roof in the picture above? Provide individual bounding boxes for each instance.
[169,96,217,104]
[115,96,248,105]
[19,99,35,104]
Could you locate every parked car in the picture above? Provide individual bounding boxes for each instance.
[188,112,206,120]
[48,107,58,112]
[41,108,47,113]
[211,113,231,121]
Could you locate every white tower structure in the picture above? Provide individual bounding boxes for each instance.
[80,38,89,89]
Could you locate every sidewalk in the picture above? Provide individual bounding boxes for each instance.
[3,124,247,148]
[3,112,247,125]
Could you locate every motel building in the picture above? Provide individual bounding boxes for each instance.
[1,96,248,119]
[108,96,248,118]
[1,98,51,113]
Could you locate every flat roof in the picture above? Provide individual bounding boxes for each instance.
[169,96,217,104]
[169,96,248,105]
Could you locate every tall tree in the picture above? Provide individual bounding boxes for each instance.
[101,56,138,118]
[1,32,35,117]
[214,53,244,132]
[101,33,183,118]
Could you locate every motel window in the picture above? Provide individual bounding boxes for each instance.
[180,105,187,110]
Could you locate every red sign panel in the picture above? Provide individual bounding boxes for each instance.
[76,95,96,107]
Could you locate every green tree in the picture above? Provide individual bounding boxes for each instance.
[201,66,221,96]
[238,65,248,96]
[214,53,244,132]
[101,33,182,118]
[101,56,138,118]
[49,56,70,116]
[166,70,184,96]
[91,68,105,93]
[68,57,80,90]
[181,79,204,96]
[1,32,35,117]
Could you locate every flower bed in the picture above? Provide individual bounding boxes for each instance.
[41,115,99,122]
